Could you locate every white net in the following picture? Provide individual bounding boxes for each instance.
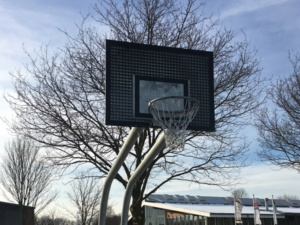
[148,97,200,151]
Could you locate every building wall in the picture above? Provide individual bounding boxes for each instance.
[208,217,275,225]
[0,202,34,225]
[278,215,300,225]
[144,205,298,225]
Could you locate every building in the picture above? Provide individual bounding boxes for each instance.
[141,194,300,225]
[0,201,35,225]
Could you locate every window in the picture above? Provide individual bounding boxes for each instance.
[209,218,216,225]
[158,210,165,225]
[158,219,165,225]
[180,216,185,225]
[216,218,223,225]
[190,215,194,225]
[262,218,273,225]
[193,216,198,225]
[248,218,254,225]
[198,216,203,225]
[185,215,190,225]
[166,211,187,225]
[148,219,156,225]
[203,217,208,225]
[145,207,165,225]
[166,218,173,225]
[176,216,181,225]
[242,218,248,225]
[224,218,233,225]
[166,211,173,225]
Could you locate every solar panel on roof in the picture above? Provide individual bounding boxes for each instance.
[224,197,234,204]
[210,197,230,204]
[174,195,185,200]
[185,195,197,202]
[239,198,253,206]
[146,196,161,202]
[288,200,300,207]
[196,196,225,204]
[195,196,209,203]
[207,197,218,204]
[150,194,160,198]
[146,194,300,208]
[275,199,293,207]
[149,194,166,202]
[163,195,172,200]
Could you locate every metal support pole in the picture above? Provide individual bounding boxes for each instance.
[120,133,166,225]
[253,195,255,225]
[234,195,237,225]
[98,127,144,225]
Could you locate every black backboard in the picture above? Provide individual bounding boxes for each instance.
[106,40,215,131]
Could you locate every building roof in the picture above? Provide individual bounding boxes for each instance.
[0,201,35,209]
[145,194,300,207]
[143,201,288,218]
[143,194,300,218]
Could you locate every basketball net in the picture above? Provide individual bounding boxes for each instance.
[148,97,200,151]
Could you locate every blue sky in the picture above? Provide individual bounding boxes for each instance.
[0,0,300,216]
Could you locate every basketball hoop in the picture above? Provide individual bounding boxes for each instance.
[148,96,200,151]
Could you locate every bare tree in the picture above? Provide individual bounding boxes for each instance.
[36,217,75,225]
[254,52,300,171]
[104,214,121,225]
[92,205,121,225]
[231,188,249,198]
[36,210,75,225]
[277,194,299,200]
[41,207,71,225]
[0,137,58,225]
[3,0,264,224]
[65,174,102,225]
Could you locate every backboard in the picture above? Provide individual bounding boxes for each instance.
[105,40,215,131]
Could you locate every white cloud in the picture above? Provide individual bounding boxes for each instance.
[150,164,300,200]
[238,164,300,198]
[220,0,288,19]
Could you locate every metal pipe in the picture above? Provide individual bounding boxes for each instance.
[120,133,166,225]
[98,127,144,225]
[252,195,255,225]
[265,198,269,211]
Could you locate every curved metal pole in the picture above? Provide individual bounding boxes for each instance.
[99,127,144,225]
[120,133,166,225]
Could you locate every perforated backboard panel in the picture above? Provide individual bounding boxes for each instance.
[106,40,215,131]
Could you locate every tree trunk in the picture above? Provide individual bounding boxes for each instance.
[130,180,145,225]
[19,203,25,225]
